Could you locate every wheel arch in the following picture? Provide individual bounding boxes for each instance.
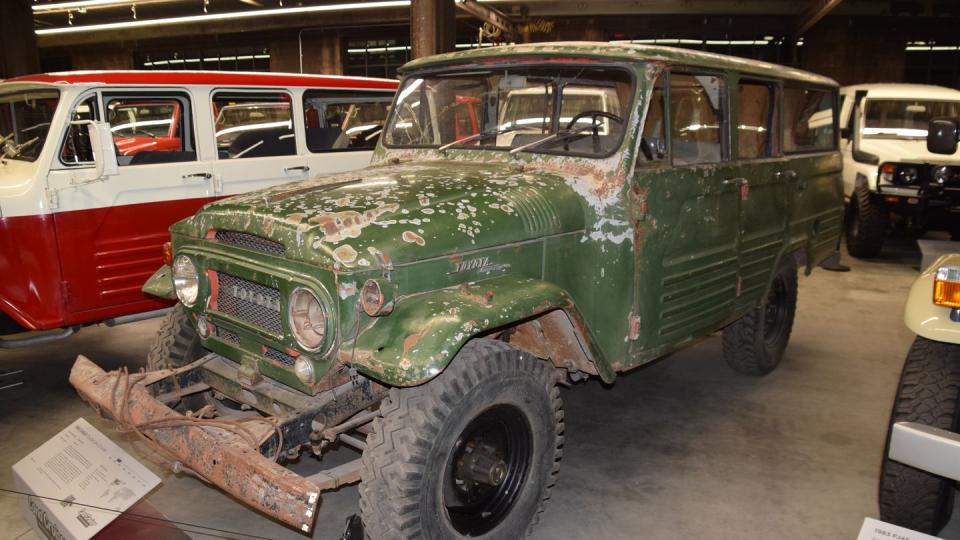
[344,276,614,387]
[905,253,960,343]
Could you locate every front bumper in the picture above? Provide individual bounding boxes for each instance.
[68,355,332,532]
[889,421,960,482]
[874,188,960,227]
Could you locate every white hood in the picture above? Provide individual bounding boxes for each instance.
[859,137,960,165]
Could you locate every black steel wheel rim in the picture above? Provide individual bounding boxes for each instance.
[763,275,788,346]
[442,404,533,536]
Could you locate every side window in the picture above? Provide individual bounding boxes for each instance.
[784,87,837,153]
[60,96,100,165]
[670,73,725,165]
[105,95,195,166]
[736,81,776,159]
[302,91,391,153]
[213,92,294,159]
[640,75,666,162]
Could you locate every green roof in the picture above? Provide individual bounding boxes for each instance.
[400,41,837,87]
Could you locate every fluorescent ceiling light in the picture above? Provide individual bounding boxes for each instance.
[33,0,176,12]
[36,0,411,35]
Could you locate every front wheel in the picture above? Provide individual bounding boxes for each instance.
[359,340,563,539]
[146,304,205,411]
[722,256,798,375]
[845,184,888,258]
[879,336,960,534]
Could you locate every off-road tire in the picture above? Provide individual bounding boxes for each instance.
[722,257,798,375]
[845,184,887,258]
[879,336,960,534]
[146,304,205,410]
[359,339,563,539]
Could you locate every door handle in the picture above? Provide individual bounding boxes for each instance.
[284,166,310,174]
[182,172,212,180]
[722,178,747,186]
[775,170,797,180]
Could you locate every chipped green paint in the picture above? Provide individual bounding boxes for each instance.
[162,43,842,393]
[142,264,175,300]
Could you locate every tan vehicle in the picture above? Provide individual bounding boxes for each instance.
[880,118,960,534]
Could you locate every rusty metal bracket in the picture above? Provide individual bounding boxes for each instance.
[455,0,516,41]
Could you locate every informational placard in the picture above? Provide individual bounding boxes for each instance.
[857,517,941,540]
[12,418,161,540]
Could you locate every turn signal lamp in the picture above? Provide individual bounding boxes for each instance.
[934,266,960,308]
[162,241,173,266]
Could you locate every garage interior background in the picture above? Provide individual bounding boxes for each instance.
[2,0,958,89]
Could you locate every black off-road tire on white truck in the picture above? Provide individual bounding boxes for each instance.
[722,256,798,376]
[359,339,563,539]
[879,336,960,535]
[845,183,888,259]
[146,304,205,411]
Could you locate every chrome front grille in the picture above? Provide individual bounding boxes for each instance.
[264,347,297,368]
[214,230,285,257]
[215,273,283,335]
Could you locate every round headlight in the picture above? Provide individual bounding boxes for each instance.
[898,166,919,185]
[172,255,199,307]
[288,288,327,351]
[934,165,951,185]
[293,356,315,384]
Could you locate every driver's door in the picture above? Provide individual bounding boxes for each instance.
[47,89,214,318]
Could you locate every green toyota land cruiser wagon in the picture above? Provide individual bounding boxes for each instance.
[70,43,843,538]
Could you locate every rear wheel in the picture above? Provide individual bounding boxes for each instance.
[146,304,205,411]
[845,184,888,258]
[879,336,960,534]
[722,257,797,375]
[359,340,563,539]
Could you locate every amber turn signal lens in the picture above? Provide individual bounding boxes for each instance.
[162,241,173,266]
[880,163,897,175]
[934,266,960,308]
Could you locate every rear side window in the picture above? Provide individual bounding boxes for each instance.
[670,73,725,165]
[104,94,195,166]
[302,90,391,153]
[783,87,836,153]
[736,81,776,159]
[213,92,294,159]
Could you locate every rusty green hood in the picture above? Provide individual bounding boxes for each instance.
[173,161,589,270]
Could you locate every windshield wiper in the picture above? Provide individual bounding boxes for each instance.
[509,124,594,155]
[438,124,531,152]
[2,137,39,160]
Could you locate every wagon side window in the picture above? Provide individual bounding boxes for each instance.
[60,96,100,166]
[104,94,195,166]
[213,91,295,159]
[736,80,776,159]
[639,75,666,162]
[302,90,392,152]
[783,87,837,153]
[669,73,726,165]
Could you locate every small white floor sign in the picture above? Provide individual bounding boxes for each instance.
[12,418,161,540]
[858,517,941,540]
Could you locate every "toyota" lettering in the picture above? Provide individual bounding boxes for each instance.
[230,285,281,312]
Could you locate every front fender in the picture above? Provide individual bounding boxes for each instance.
[142,264,176,300]
[905,254,960,343]
[344,276,611,386]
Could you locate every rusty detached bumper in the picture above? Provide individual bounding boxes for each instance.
[68,355,323,532]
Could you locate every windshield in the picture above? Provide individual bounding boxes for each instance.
[0,89,60,162]
[864,99,960,139]
[109,102,176,138]
[384,67,633,158]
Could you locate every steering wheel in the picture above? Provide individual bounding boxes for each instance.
[564,110,624,153]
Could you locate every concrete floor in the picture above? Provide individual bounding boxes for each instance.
[1,238,955,539]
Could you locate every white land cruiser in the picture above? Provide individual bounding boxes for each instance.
[839,83,960,257]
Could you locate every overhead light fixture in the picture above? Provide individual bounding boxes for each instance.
[35,0,412,35]
[32,0,178,13]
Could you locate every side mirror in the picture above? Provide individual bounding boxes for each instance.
[928,118,959,155]
[69,120,118,185]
